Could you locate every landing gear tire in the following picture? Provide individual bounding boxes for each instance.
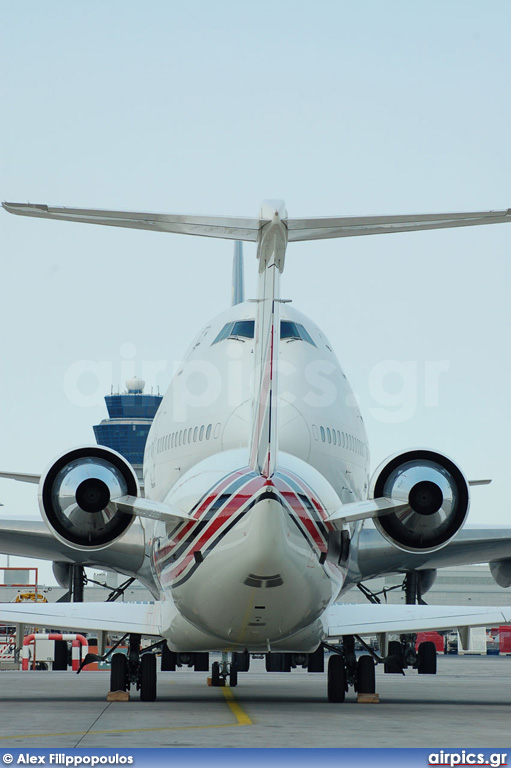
[161,643,176,671]
[194,652,209,672]
[110,652,128,692]
[384,640,403,674]
[356,655,375,694]
[53,640,68,671]
[307,645,324,673]
[266,652,291,672]
[211,661,221,686]
[327,654,346,703]
[140,653,157,701]
[233,651,250,672]
[417,641,437,674]
[230,660,238,687]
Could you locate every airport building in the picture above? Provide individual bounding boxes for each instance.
[92,377,162,485]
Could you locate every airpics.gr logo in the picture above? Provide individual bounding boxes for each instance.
[429,752,507,768]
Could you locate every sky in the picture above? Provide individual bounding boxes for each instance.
[1,0,510,585]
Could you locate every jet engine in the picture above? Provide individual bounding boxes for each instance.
[39,446,138,550]
[369,449,469,553]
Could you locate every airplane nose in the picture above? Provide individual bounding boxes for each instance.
[174,492,332,646]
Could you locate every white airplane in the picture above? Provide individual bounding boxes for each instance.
[1,199,511,703]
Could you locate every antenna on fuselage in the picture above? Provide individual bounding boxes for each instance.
[231,241,244,306]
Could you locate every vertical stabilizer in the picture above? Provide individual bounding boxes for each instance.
[231,241,245,305]
[249,201,288,478]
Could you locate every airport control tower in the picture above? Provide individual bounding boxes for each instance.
[93,377,162,485]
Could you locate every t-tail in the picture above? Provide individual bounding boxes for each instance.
[248,201,288,479]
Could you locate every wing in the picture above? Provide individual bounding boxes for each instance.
[356,526,511,582]
[2,202,262,242]
[0,600,162,636]
[0,471,40,484]
[0,516,146,577]
[287,209,511,241]
[326,603,511,640]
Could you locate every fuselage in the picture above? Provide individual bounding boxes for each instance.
[142,301,370,651]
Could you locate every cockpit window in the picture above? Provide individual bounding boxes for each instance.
[280,321,316,346]
[212,319,315,346]
[212,320,255,344]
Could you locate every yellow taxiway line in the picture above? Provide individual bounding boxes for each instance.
[222,685,253,725]
[0,685,252,741]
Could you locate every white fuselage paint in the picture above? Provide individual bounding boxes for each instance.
[142,301,370,652]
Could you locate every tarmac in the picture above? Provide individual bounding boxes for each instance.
[0,655,510,748]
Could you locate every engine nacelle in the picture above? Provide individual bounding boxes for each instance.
[369,449,469,553]
[39,446,138,550]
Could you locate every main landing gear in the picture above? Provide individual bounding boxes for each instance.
[261,641,376,702]
[383,572,438,676]
[325,636,376,703]
[109,633,159,701]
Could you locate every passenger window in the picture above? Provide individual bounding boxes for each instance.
[188,427,193,443]
[312,424,319,440]
[320,426,325,442]
[332,430,337,446]
[214,423,221,438]
[199,425,204,441]
[326,428,331,444]
[206,424,212,439]
[193,426,198,442]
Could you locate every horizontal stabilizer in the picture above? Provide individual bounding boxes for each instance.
[5,203,510,245]
[0,601,162,636]
[2,202,262,242]
[113,494,196,526]
[287,209,511,241]
[0,471,41,484]
[327,603,511,639]
[326,496,408,528]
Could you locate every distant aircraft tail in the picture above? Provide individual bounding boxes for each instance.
[231,241,244,306]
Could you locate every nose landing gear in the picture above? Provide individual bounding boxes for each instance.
[210,652,239,687]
